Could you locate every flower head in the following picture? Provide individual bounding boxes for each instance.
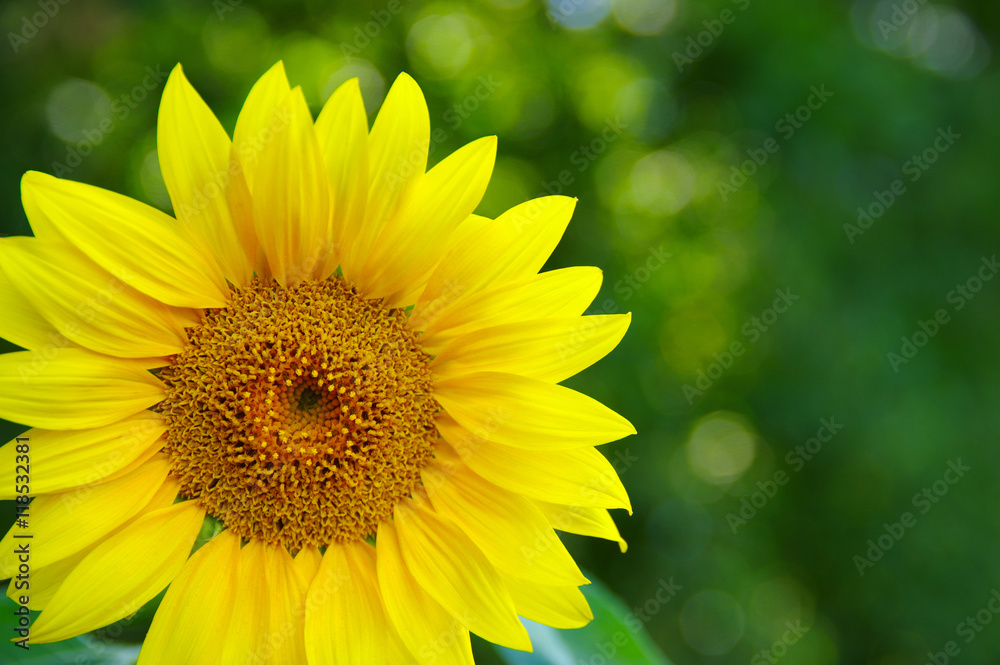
[0,62,634,664]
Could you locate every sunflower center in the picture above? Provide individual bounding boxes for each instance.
[156,277,437,551]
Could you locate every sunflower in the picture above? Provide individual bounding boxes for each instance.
[0,62,634,664]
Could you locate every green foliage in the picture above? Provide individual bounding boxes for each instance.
[0,586,140,664]
[493,577,672,665]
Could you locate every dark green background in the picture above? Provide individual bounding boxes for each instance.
[1,0,998,663]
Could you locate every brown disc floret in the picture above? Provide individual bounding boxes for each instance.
[157,277,437,552]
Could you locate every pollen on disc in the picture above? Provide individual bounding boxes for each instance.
[157,277,437,551]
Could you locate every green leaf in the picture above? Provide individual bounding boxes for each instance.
[0,586,140,664]
[493,576,673,665]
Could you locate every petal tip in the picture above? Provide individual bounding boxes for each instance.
[395,71,418,86]
[21,170,52,189]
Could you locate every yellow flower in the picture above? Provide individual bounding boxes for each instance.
[0,62,634,664]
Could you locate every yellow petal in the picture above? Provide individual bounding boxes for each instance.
[387,213,493,309]
[7,545,84,611]
[416,266,603,353]
[230,61,291,280]
[0,455,171,578]
[345,73,429,288]
[305,540,386,665]
[19,171,229,308]
[432,314,631,383]
[233,61,291,193]
[435,371,635,450]
[501,573,593,629]
[386,622,418,665]
[376,520,474,665]
[97,433,165,484]
[20,171,65,240]
[437,415,631,512]
[415,196,577,326]
[139,473,185,512]
[158,64,254,285]
[29,500,205,644]
[314,77,369,280]
[533,500,628,553]
[395,497,531,651]
[361,137,498,302]
[7,476,180,612]
[0,349,163,430]
[422,459,587,587]
[218,540,270,664]
[0,415,165,499]
[294,545,322,581]
[0,268,60,350]
[0,238,187,358]
[268,543,311,664]
[252,87,333,287]
[220,541,310,664]
[138,529,240,665]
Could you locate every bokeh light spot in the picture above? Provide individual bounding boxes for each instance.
[322,60,385,116]
[855,0,989,78]
[280,37,341,103]
[686,411,757,485]
[546,0,611,31]
[45,79,112,144]
[626,150,696,215]
[919,8,989,78]
[611,0,676,36]
[572,54,645,132]
[406,12,477,79]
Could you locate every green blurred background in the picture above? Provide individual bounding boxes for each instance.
[1,0,998,663]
